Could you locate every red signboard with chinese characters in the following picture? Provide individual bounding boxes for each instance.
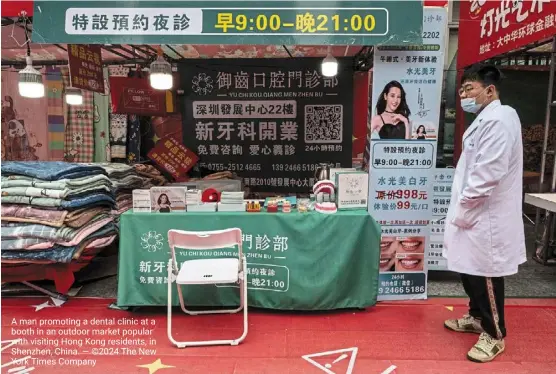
[424,1,448,7]
[458,0,556,69]
[1,1,34,17]
[147,135,199,179]
[109,76,173,116]
[67,44,105,93]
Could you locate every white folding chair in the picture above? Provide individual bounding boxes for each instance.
[166,228,248,348]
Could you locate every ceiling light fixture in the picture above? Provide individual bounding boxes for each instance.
[65,87,83,105]
[321,46,338,77]
[18,21,44,98]
[149,46,173,90]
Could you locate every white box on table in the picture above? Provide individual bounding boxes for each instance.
[336,171,369,210]
[217,202,246,212]
[150,186,186,213]
[330,167,356,186]
[186,203,217,212]
[132,189,151,212]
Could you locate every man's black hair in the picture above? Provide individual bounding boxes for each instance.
[461,64,503,90]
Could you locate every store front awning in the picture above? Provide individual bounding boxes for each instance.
[29,0,423,46]
[1,26,363,65]
[457,0,556,69]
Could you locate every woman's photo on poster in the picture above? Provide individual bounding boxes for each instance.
[369,80,412,140]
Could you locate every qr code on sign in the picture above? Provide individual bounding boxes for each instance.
[304,105,343,144]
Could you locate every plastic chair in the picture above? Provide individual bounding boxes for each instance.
[166,228,248,348]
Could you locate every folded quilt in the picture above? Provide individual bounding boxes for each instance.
[59,214,112,239]
[1,205,67,227]
[1,193,116,210]
[1,216,114,250]
[65,206,110,220]
[1,224,59,241]
[134,163,162,176]
[2,187,66,199]
[84,162,134,178]
[112,175,145,189]
[1,223,118,263]
[1,161,106,181]
[1,174,112,189]
[1,195,61,207]
[1,185,112,201]
[65,207,111,228]
[72,234,117,260]
[2,238,53,250]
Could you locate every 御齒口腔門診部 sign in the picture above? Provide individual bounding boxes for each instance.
[31,0,423,46]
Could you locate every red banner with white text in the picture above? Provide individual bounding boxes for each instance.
[1,1,34,17]
[458,0,556,69]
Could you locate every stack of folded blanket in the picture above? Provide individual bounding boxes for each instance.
[134,163,167,187]
[91,163,143,217]
[1,161,118,267]
[90,163,168,217]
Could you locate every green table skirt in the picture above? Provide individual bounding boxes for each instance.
[117,209,381,310]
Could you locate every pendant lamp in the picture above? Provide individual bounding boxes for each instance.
[149,47,173,90]
[65,87,83,105]
[18,24,44,99]
[321,46,338,77]
[18,56,44,98]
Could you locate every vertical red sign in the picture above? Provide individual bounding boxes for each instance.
[458,0,556,68]
[67,44,105,93]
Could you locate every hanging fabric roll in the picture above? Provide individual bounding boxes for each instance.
[61,67,94,162]
[108,65,129,161]
[92,67,111,162]
[45,67,65,161]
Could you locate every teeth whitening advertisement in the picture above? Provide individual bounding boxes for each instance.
[369,7,447,300]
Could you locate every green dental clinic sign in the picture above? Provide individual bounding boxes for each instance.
[32,1,423,46]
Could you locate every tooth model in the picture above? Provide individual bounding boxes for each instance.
[312,180,337,214]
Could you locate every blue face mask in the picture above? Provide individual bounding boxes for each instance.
[460,87,489,114]
[461,97,482,114]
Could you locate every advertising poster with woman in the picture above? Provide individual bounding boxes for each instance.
[368,7,447,301]
[370,11,446,141]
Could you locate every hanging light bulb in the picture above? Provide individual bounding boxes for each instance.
[321,46,338,77]
[149,48,173,90]
[321,52,338,77]
[18,56,44,98]
[65,87,83,105]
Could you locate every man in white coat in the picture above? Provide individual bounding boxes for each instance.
[443,65,526,363]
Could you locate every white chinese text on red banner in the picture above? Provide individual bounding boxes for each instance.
[458,0,556,68]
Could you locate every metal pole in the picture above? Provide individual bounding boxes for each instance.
[537,37,556,264]
[534,37,556,238]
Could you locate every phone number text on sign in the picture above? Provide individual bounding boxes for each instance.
[372,142,435,169]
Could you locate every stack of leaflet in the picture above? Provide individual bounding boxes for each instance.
[0,161,119,293]
[186,189,216,212]
[218,191,246,212]
[186,189,202,205]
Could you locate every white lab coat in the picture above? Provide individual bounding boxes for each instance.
[443,100,526,277]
